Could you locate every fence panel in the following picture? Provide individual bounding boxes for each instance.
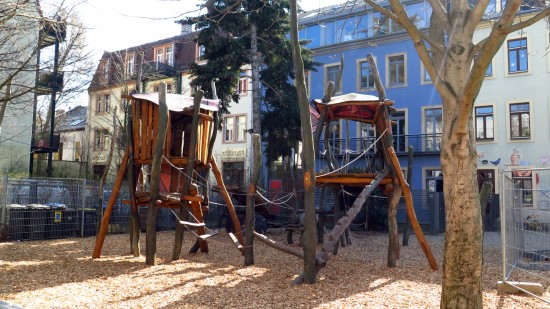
[501,167,550,303]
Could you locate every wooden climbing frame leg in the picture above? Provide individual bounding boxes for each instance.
[93,150,129,259]
[210,157,245,249]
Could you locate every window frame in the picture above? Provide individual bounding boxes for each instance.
[505,36,530,76]
[474,104,496,143]
[421,105,443,152]
[237,70,248,96]
[386,53,407,88]
[324,63,342,95]
[356,57,375,92]
[154,43,175,67]
[125,52,134,77]
[507,101,532,141]
[223,114,248,144]
[95,94,111,114]
[94,128,110,150]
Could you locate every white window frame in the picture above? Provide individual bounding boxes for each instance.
[126,53,134,77]
[324,63,342,95]
[421,105,443,152]
[474,103,497,144]
[223,114,248,144]
[504,35,531,77]
[506,100,534,142]
[386,53,407,88]
[356,57,375,92]
[94,128,110,150]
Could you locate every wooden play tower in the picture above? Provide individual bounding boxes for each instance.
[92,89,245,263]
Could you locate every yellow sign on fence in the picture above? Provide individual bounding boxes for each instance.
[54,211,62,222]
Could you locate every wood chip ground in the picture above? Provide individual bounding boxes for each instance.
[0,230,547,308]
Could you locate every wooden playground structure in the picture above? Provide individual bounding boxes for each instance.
[92,88,246,263]
[92,55,437,281]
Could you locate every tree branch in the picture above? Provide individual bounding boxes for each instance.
[426,0,451,31]
[503,6,550,34]
[467,0,490,34]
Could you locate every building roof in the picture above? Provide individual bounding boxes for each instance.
[88,31,199,92]
[56,105,87,132]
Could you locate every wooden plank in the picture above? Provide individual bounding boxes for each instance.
[133,100,141,159]
[147,102,154,160]
[152,104,159,158]
[140,101,148,161]
[315,176,392,186]
[178,220,205,228]
[92,150,128,259]
[145,83,169,266]
[126,101,140,257]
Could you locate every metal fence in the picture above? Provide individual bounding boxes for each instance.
[501,167,550,303]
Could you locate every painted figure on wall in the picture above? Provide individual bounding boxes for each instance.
[509,148,531,177]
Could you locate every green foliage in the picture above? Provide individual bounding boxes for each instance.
[185,0,318,165]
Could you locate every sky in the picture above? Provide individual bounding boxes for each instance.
[66,0,346,62]
[39,0,346,106]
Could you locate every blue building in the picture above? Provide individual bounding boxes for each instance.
[299,0,442,192]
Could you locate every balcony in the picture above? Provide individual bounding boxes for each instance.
[39,19,66,48]
[141,61,177,80]
[319,133,442,157]
[36,71,64,95]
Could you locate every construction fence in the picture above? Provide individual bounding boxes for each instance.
[501,167,550,303]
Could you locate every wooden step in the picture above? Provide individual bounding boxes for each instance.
[178,220,205,228]
[198,231,219,240]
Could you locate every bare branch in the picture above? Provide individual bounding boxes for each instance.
[503,6,550,34]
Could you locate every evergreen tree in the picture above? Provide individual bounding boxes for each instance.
[185,0,317,164]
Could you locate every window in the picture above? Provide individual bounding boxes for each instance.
[328,121,341,155]
[509,102,530,139]
[238,73,248,96]
[223,115,247,143]
[102,59,109,82]
[198,45,206,59]
[507,38,528,74]
[95,94,110,114]
[373,11,403,36]
[75,141,81,161]
[154,44,174,68]
[475,106,494,141]
[392,111,406,152]
[94,128,110,150]
[425,169,443,192]
[424,107,442,151]
[325,64,341,94]
[126,53,134,76]
[222,161,245,188]
[166,46,173,66]
[485,62,493,77]
[359,61,374,90]
[299,25,320,48]
[387,54,406,87]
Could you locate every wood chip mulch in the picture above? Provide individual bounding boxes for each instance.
[0,230,547,308]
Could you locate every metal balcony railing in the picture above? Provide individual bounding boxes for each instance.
[319,133,442,157]
[141,61,176,80]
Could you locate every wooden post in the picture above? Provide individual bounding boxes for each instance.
[387,179,402,267]
[188,183,208,253]
[211,157,245,249]
[146,82,169,266]
[92,150,128,259]
[245,134,262,266]
[402,146,413,246]
[173,90,203,260]
[292,169,389,285]
[127,102,140,257]
[290,0,317,284]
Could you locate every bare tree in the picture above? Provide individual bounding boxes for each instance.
[361,0,549,307]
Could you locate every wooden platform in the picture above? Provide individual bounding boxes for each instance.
[315,173,393,187]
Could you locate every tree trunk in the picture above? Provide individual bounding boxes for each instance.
[250,23,261,135]
[440,101,483,309]
[289,0,317,284]
[245,134,261,266]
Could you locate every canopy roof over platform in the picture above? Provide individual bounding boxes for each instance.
[127,93,219,112]
[310,93,394,131]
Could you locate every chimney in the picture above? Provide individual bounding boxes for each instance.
[181,24,192,35]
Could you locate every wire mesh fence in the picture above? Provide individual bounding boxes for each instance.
[501,167,550,303]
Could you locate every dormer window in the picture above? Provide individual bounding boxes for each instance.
[154,44,174,68]
[101,59,110,82]
[126,53,134,76]
[198,45,206,60]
